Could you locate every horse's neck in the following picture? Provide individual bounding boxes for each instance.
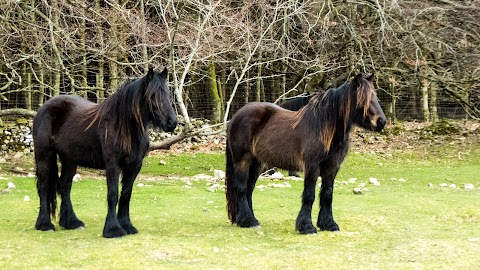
[332,121,352,145]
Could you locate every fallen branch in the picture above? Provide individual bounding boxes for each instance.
[0,109,36,118]
[148,123,226,151]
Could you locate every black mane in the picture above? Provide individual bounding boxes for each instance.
[87,70,167,152]
[296,77,374,151]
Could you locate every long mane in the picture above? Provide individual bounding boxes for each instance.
[294,77,375,152]
[86,71,165,152]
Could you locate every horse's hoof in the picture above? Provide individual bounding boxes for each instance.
[318,223,340,232]
[296,221,317,234]
[297,227,317,234]
[59,217,85,230]
[236,219,260,228]
[317,219,340,232]
[122,224,138,235]
[35,222,55,232]
[103,227,127,238]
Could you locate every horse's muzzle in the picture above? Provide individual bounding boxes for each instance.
[376,117,387,131]
[165,117,178,132]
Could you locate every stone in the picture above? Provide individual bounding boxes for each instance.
[464,183,475,190]
[353,187,363,194]
[369,177,380,186]
[270,171,284,179]
[73,174,81,182]
[214,170,225,181]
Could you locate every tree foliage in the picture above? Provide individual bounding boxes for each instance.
[1,0,479,122]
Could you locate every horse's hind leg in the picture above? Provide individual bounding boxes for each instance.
[35,150,57,231]
[58,157,85,230]
[117,162,142,235]
[233,155,260,228]
[246,158,261,225]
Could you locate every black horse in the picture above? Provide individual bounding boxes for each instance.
[276,94,312,177]
[225,74,386,234]
[33,67,177,238]
[279,94,312,111]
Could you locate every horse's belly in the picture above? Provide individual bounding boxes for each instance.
[253,134,303,171]
[55,139,106,169]
[75,154,106,169]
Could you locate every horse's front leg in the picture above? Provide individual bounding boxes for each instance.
[117,162,142,235]
[103,164,126,238]
[295,165,320,234]
[317,162,340,231]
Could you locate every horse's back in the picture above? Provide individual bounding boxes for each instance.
[228,102,284,138]
[33,95,105,167]
[228,102,303,171]
[34,95,94,135]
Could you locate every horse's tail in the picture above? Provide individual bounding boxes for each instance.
[225,138,238,224]
[46,155,58,219]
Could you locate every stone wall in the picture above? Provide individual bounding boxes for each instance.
[0,117,224,156]
[0,118,34,156]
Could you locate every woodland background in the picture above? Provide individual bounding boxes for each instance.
[0,0,479,128]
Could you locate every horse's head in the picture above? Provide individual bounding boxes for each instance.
[143,67,178,132]
[352,74,386,132]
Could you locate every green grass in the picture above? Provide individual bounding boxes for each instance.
[0,147,479,269]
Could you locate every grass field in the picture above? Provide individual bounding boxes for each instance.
[0,144,479,269]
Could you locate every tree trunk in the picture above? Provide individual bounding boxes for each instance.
[139,0,149,72]
[51,0,60,97]
[388,76,397,124]
[25,64,32,110]
[80,5,88,98]
[95,0,105,101]
[256,64,262,102]
[430,82,438,122]
[420,78,430,121]
[209,60,222,123]
[36,66,45,107]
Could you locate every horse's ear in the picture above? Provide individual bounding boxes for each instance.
[366,73,375,82]
[147,67,155,80]
[354,74,363,86]
[160,67,168,79]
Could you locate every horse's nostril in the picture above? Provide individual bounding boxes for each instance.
[378,118,386,129]
[167,117,178,130]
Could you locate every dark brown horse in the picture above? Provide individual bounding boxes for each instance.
[33,68,177,238]
[225,74,386,234]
